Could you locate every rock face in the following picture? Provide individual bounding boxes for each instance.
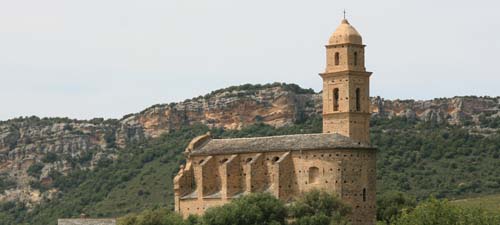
[370,96,500,124]
[0,83,499,205]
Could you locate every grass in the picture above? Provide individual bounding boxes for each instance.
[451,193,500,213]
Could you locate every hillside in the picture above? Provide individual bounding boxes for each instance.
[0,83,499,224]
[452,193,500,213]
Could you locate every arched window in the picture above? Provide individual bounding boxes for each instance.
[363,188,367,202]
[354,52,358,66]
[308,167,320,184]
[334,52,340,65]
[355,88,361,111]
[333,88,339,111]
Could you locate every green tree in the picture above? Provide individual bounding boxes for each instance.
[118,208,185,225]
[376,191,416,223]
[287,189,351,225]
[202,192,287,225]
[41,152,59,163]
[27,163,44,178]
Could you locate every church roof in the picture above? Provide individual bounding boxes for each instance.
[189,133,374,156]
[328,19,363,45]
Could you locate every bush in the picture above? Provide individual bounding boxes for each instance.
[27,163,44,178]
[202,192,287,225]
[0,174,16,193]
[118,208,185,225]
[41,152,59,163]
[391,198,500,225]
[288,189,351,225]
[376,191,416,223]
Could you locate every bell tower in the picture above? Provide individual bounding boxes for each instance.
[320,19,372,143]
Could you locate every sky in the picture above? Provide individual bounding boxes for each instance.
[0,0,499,120]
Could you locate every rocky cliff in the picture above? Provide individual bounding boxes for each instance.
[1,83,499,205]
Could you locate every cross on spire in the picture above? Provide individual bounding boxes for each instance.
[343,9,346,19]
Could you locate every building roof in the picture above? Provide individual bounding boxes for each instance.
[189,133,374,156]
[328,19,363,45]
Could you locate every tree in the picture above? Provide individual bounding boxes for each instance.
[41,152,59,163]
[202,192,287,225]
[118,208,185,225]
[287,189,351,225]
[27,163,44,178]
[376,191,416,223]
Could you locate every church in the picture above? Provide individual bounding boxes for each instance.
[174,18,377,225]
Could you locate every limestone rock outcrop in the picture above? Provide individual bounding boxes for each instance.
[0,83,498,206]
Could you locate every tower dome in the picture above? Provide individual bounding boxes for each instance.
[328,19,362,45]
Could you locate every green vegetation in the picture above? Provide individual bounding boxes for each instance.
[202,192,287,225]
[376,191,416,223]
[391,198,500,225]
[118,190,349,225]
[116,192,500,225]
[1,114,500,224]
[27,163,44,178]
[371,117,500,199]
[41,152,59,163]
[0,174,16,194]
[451,193,500,213]
[119,208,186,225]
[288,189,351,225]
[201,82,315,99]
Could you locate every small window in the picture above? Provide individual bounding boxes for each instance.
[272,156,280,163]
[334,52,340,65]
[354,52,358,66]
[355,88,361,111]
[308,167,320,184]
[246,158,253,163]
[363,188,367,202]
[333,88,339,111]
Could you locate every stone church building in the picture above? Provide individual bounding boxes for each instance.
[174,18,377,225]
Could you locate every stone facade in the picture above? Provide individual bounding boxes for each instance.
[174,18,377,225]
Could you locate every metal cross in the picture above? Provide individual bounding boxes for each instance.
[343,9,346,19]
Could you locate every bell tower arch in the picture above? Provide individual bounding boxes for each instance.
[320,19,372,143]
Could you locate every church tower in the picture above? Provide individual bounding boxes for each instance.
[320,19,372,143]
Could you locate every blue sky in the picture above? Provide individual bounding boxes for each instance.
[0,0,499,120]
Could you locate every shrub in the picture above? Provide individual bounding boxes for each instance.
[118,208,185,225]
[41,152,59,163]
[27,163,44,178]
[376,191,416,223]
[391,198,500,225]
[202,192,287,225]
[288,189,351,225]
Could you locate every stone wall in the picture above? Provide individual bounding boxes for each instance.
[174,148,376,225]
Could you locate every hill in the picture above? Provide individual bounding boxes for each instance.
[0,83,499,224]
[451,193,500,213]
